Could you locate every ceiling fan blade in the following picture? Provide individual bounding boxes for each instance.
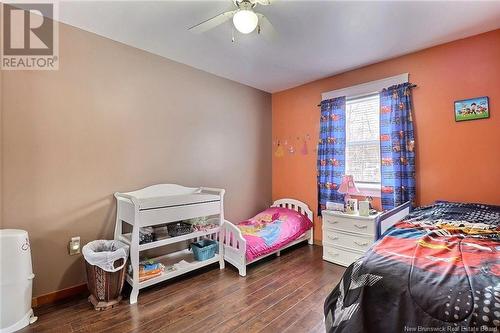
[188,10,237,33]
[257,13,277,40]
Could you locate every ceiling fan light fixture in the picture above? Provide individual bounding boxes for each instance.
[233,9,258,34]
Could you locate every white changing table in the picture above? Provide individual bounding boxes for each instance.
[114,184,225,304]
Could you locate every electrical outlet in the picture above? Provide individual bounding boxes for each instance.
[69,236,81,255]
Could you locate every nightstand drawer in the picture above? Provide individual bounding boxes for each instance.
[323,229,373,252]
[323,245,364,267]
[323,214,375,235]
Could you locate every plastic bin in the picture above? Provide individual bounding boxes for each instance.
[167,222,193,237]
[0,229,37,333]
[190,239,218,261]
[82,240,129,310]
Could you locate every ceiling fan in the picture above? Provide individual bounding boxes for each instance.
[188,0,275,37]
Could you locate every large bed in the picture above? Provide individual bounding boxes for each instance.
[324,201,500,332]
[221,198,313,276]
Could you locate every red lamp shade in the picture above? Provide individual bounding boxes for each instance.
[337,175,361,196]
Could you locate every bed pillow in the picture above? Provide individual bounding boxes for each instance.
[408,201,500,226]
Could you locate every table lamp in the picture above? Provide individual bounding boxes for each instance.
[337,175,361,214]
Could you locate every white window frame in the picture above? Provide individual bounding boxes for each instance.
[321,73,409,197]
[345,93,381,192]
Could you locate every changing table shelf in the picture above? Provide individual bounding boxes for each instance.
[114,184,225,304]
[126,249,220,289]
[119,227,220,251]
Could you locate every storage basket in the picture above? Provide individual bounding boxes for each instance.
[139,227,155,244]
[152,225,169,240]
[191,239,218,261]
[167,222,193,237]
[85,258,127,310]
[82,240,129,311]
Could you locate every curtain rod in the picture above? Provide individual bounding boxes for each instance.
[317,83,418,107]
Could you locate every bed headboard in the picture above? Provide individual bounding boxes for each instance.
[271,198,313,222]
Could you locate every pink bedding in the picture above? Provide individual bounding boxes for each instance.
[237,207,313,261]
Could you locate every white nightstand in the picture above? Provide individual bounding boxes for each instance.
[321,210,382,267]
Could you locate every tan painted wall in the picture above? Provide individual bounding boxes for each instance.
[1,23,271,296]
[1,66,3,226]
[1,66,3,224]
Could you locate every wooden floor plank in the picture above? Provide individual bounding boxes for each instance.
[231,273,329,333]
[284,307,326,333]
[20,244,344,333]
[259,277,338,333]
[34,264,230,331]
[163,250,316,333]
[105,245,311,333]
[199,255,331,333]
[174,252,325,333]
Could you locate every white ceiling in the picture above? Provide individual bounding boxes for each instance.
[56,1,500,92]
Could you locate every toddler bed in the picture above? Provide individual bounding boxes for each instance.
[222,199,313,276]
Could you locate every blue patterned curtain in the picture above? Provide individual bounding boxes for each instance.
[379,83,416,210]
[317,96,346,213]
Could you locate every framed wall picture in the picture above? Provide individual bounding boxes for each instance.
[454,96,490,122]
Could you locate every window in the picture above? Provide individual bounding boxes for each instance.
[345,94,381,186]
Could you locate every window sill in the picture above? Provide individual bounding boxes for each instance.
[356,183,381,198]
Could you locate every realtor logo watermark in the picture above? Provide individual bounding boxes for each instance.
[1,1,59,70]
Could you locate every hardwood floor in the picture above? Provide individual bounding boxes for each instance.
[22,244,345,333]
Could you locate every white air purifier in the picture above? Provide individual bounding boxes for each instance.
[0,229,37,333]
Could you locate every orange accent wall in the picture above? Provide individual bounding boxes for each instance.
[272,29,500,244]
